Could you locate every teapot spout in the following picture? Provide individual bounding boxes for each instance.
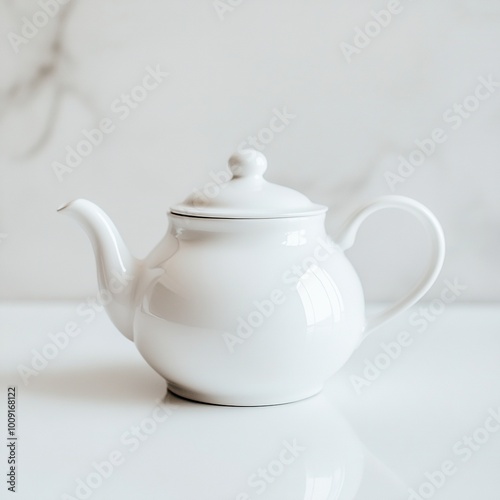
[58,199,139,341]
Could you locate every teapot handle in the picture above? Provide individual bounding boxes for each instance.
[335,195,445,338]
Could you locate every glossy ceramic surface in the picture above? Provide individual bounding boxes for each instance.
[5,302,499,499]
[59,149,445,405]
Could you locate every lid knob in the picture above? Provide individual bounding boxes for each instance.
[228,149,267,178]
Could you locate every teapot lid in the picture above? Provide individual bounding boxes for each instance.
[170,149,326,219]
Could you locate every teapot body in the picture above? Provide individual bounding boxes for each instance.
[134,213,365,406]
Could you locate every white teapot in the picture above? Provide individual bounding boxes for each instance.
[59,149,445,406]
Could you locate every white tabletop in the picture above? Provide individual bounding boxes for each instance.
[1,301,499,500]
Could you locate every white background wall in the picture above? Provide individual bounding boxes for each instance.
[0,0,499,302]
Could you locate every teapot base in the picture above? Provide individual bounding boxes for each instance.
[167,383,324,407]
